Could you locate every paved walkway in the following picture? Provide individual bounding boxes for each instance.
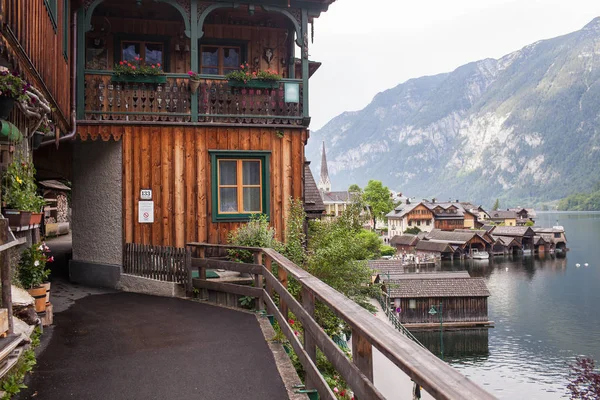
[17,236,289,400]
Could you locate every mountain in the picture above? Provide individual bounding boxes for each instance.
[307,18,600,207]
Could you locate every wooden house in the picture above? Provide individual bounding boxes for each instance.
[386,202,435,237]
[490,235,521,256]
[383,273,492,329]
[26,0,338,287]
[425,229,493,257]
[533,227,567,253]
[488,210,518,226]
[390,234,420,253]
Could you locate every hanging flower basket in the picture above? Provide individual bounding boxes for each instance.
[0,96,16,120]
[228,80,280,89]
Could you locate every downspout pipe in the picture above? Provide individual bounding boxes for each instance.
[39,8,78,148]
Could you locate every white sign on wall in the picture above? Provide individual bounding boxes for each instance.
[138,201,154,223]
[140,189,152,200]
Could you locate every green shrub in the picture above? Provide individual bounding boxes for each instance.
[380,245,396,257]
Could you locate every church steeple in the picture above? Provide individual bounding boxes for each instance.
[318,141,331,192]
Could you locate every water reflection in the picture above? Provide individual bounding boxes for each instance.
[413,329,490,362]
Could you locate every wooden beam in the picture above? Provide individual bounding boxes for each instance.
[191,258,263,275]
[192,279,262,298]
[352,328,373,383]
[263,291,336,400]
[253,252,264,311]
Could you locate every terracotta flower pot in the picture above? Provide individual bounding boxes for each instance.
[30,212,43,225]
[41,281,51,304]
[28,286,47,313]
[189,79,201,94]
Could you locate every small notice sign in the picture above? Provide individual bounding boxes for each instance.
[140,189,152,200]
[138,201,154,223]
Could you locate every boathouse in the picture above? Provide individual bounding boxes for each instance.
[489,226,535,253]
[390,234,420,253]
[414,240,455,260]
[383,273,492,329]
[425,229,492,257]
[533,227,567,253]
[490,236,522,255]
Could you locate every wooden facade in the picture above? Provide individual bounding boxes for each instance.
[1,0,72,129]
[397,297,489,325]
[78,123,305,246]
[434,218,465,231]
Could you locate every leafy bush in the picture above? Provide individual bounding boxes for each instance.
[404,226,421,235]
[380,245,396,257]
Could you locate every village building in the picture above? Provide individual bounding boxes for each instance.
[425,229,493,258]
[533,227,567,253]
[386,202,435,237]
[21,0,338,288]
[490,235,522,256]
[303,161,325,220]
[380,273,492,329]
[488,210,518,226]
[390,234,421,253]
[508,208,537,226]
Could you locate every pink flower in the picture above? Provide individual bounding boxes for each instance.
[132,66,136,70]
[294,331,299,336]
[333,387,339,393]
[288,319,294,325]
[47,256,54,263]
[157,63,161,67]
[119,61,124,65]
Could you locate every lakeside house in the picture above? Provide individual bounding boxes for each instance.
[487,226,535,254]
[533,227,568,253]
[379,272,492,329]
[488,210,518,226]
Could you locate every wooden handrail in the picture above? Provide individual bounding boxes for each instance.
[186,242,497,400]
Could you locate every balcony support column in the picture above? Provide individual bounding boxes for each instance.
[191,0,199,122]
[76,7,86,120]
[301,8,309,124]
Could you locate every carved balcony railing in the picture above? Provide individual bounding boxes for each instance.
[197,77,304,126]
[82,72,304,126]
[84,72,192,122]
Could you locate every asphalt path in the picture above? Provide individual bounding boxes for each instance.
[17,292,288,400]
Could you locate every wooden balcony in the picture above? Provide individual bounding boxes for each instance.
[82,72,305,126]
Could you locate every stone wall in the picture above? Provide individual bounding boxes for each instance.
[70,139,122,287]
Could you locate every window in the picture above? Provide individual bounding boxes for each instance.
[201,45,241,75]
[426,220,431,226]
[44,0,58,31]
[409,299,416,309]
[417,220,421,226]
[210,151,270,222]
[554,233,561,239]
[121,41,164,65]
[408,220,412,226]
[62,0,69,60]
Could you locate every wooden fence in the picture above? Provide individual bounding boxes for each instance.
[123,243,188,285]
[186,242,497,400]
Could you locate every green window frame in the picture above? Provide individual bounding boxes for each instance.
[210,150,270,222]
[62,0,69,60]
[44,0,58,31]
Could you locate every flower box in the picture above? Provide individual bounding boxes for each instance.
[3,209,31,227]
[228,80,280,89]
[30,212,43,225]
[111,75,167,84]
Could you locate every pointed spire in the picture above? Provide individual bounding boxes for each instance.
[318,141,331,193]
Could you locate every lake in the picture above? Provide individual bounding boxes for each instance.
[413,212,600,399]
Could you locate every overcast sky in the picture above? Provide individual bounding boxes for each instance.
[308,0,600,130]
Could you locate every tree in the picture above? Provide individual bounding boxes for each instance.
[567,357,600,399]
[348,184,362,193]
[362,180,395,229]
[492,198,500,211]
[525,220,534,227]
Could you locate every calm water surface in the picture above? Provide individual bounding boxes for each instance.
[416,212,600,399]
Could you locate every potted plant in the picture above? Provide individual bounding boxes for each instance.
[187,70,201,94]
[0,70,30,119]
[2,158,45,227]
[32,119,54,150]
[18,243,53,313]
[226,62,281,89]
[112,57,166,84]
